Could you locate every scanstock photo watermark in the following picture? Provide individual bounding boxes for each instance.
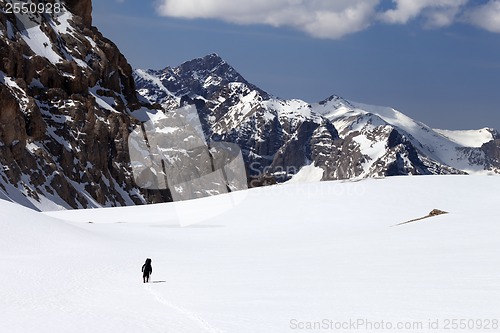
[128,105,249,226]
[128,104,368,225]
[289,318,499,331]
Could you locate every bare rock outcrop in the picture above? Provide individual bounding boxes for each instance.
[65,0,93,27]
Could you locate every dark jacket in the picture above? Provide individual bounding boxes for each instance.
[142,258,152,276]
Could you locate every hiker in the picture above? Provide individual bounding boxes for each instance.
[142,258,152,283]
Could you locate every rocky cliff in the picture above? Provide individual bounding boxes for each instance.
[0,0,167,210]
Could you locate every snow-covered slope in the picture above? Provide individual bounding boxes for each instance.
[2,176,499,332]
[314,99,500,176]
[350,102,498,174]
[434,128,495,148]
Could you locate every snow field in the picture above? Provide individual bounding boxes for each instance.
[1,176,499,332]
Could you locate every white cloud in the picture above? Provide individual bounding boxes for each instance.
[424,5,463,28]
[155,0,500,38]
[466,0,500,33]
[379,0,468,26]
[302,2,378,38]
[156,0,380,39]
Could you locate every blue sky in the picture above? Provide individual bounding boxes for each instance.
[93,0,500,130]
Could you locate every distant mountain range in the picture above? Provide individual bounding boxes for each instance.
[0,1,498,211]
[134,53,500,184]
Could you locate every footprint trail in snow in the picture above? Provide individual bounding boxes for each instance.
[144,284,224,333]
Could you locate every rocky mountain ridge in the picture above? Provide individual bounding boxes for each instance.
[135,54,500,183]
[0,0,167,210]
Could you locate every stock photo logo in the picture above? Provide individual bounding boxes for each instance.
[128,105,248,226]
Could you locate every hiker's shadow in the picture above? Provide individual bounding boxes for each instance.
[150,280,166,283]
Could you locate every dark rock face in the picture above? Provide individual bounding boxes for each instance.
[481,139,500,168]
[64,0,93,27]
[147,53,268,99]
[0,1,166,209]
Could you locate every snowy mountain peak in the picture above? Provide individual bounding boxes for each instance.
[318,94,354,108]
[134,54,270,111]
[166,53,251,91]
[174,53,223,75]
[178,53,227,71]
